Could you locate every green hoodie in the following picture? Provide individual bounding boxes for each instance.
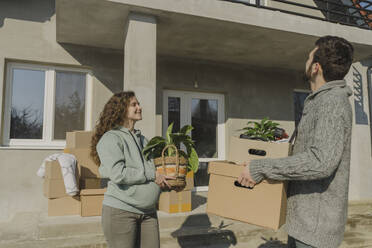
[97,126,161,214]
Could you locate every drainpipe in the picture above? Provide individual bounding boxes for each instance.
[367,66,372,156]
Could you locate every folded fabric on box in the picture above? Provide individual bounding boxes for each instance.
[37,153,79,196]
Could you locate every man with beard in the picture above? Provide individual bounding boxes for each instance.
[238,36,354,248]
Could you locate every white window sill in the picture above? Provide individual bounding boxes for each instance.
[193,186,209,192]
[0,146,65,150]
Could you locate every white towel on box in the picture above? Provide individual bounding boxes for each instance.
[37,153,79,196]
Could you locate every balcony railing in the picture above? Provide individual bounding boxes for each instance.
[222,0,372,30]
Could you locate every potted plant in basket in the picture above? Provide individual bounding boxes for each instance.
[143,123,199,189]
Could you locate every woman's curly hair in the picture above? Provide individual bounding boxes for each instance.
[90,91,135,165]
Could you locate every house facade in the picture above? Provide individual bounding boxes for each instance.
[0,0,372,221]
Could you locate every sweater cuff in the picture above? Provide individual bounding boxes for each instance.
[249,160,265,183]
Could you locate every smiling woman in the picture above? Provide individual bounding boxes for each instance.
[90,91,171,248]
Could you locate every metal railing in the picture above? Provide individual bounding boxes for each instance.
[222,0,372,30]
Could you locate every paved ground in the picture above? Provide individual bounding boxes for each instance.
[1,192,372,248]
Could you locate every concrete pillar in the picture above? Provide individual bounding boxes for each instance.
[124,13,157,138]
[347,61,372,201]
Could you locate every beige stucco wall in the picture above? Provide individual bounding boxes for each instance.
[0,1,122,221]
[156,57,305,158]
[0,149,60,221]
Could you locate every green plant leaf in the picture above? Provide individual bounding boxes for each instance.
[244,130,255,136]
[144,152,150,160]
[144,136,166,149]
[267,133,274,140]
[166,122,174,144]
[263,120,272,129]
[153,144,167,158]
[143,123,199,165]
[188,147,199,173]
[143,136,166,156]
[241,127,254,131]
[178,150,188,159]
[183,140,194,156]
[143,143,167,160]
[170,134,195,150]
[240,117,281,142]
[180,125,193,135]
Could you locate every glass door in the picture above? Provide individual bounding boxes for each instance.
[163,90,225,191]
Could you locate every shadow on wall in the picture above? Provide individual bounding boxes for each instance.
[0,1,124,93]
[352,66,369,125]
[60,43,124,93]
[0,0,55,27]
[171,214,237,248]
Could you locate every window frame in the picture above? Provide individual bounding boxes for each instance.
[293,88,311,128]
[2,62,93,148]
[163,90,226,162]
[163,90,226,192]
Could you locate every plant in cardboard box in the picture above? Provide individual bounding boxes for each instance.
[240,117,288,141]
[143,123,199,188]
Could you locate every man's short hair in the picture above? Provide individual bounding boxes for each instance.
[313,36,354,82]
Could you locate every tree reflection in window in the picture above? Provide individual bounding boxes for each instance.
[54,71,86,140]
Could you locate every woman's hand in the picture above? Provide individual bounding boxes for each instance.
[155,172,176,189]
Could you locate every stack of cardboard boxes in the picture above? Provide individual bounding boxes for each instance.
[158,171,194,213]
[207,136,290,230]
[44,130,195,216]
[44,160,81,216]
[64,131,106,217]
[44,131,106,217]
[64,131,101,188]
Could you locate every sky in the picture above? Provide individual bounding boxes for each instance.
[360,0,372,10]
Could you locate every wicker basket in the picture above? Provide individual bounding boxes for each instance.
[153,144,188,188]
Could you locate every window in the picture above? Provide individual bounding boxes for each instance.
[293,89,311,127]
[3,63,92,148]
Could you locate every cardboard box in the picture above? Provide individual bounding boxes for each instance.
[64,148,100,178]
[66,131,93,149]
[158,190,192,213]
[48,196,81,216]
[80,188,106,217]
[44,179,68,198]
[207,161,287,230]
[80,178,107,189]
[44,161,79,183]
[229,136,290,163]
[184,171,194,191]
[207,137,290,230]
[45,160,63,179]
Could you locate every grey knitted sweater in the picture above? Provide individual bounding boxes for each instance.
[250,80,353,248]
